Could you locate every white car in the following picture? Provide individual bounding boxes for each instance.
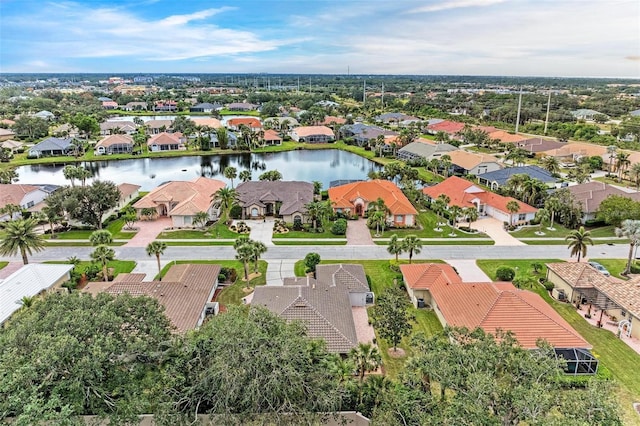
[588,261,610,277]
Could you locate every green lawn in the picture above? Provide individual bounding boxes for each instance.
[272,219,346,239]
[476,259,640,425]
[157,260,267,307]
[511,224,618,239]
[273,241,348,246]
[44,260,136,277]
[157,222,245,240]
[590,258,639,279]
[373,211,488,239]
[476,259,563,282]
[44,218,132,241]
[375,239,494,246]
[162,241,234,246]
[0,262,8,270]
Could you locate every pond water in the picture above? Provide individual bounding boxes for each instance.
[14,149,381,191]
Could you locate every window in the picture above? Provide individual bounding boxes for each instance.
[26,201,35,208]
[395,215,403,222]
[518,214,526,221]
[621,310,626,318]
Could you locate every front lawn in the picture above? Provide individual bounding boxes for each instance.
[0,262,8,270]
[373,211,488,239]
[44,218,132,241]
[272,219,346,239]
[44,260,137,277]
[157,222,246,240]
[511,224,618,239]
[589,258,639,279]
[476,259,564,282]
[476,258,640,424]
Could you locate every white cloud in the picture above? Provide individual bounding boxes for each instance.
[409,0,506,13]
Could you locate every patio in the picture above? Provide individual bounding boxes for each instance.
[577,304,640,355]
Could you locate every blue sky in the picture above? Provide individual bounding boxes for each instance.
[0,0,638,77]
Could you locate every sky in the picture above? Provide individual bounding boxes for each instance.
[0,0,639,77]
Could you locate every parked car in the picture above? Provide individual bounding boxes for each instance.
[588,261,610,276]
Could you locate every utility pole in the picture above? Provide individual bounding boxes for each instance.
[515,87,523,133]
[363,79,366,106]
[297,77,300,93]
[544,89,552,135]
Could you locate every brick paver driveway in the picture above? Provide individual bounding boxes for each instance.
[346,219,374,245]
[124,217,172,247]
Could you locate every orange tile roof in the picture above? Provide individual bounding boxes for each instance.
[542,142,607,158]
[191,117,222,129]
[400,263,462,290]
[447,150,500,170]
[96,134,133,148]
[293,125,335,137]
[0,184,41,208]
[488,130,528,143]
[227,117,262,129]
[328,179,418,215]
[117,183,141,199]
[427,120,465,134]
[147,132,183,146]
[133,177,225,217]
[322,116,347,125]
[263,129,282,141]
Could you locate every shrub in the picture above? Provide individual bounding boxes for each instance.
[496,266,516,281]
[218,273,226,283]
[544,281,555,292]
[220,267,237,283]
[293,216,303,231]
[331,218,347,235]
[229,205,242,219]
[84,263,101,281]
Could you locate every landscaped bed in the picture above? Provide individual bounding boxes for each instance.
[371,211,489,239]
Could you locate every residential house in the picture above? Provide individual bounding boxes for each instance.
[83,264,220,333]
[487,130,528,144]
[102,101,119,110]
[0,264,74,325]
[123,101,148,111]
[396,140,458,161]
[102,183,141,221]
[571,109,606,121]
[328,179,418,226]
[147,132,186,152]
[206,130,238,148]
[0,128,16,142]
[0,184,49,220]
[226,102,259,111]
[144,119,174,135]
[264,116,300,130]
[340,123,396,146]
[565,182,640,222]
[236,181,314,221]
[542,142,607,164]
[34,110,55,120]
[291,126,335,143]
[27,137,74,157]
[262,129,282,146]
[376,112,420,125]
[426,120,465,139]
[190,102,222,113]
[400,263,597,374]
[52,123,80,138]
[316,100,340,108]
[447,150,502,176]
[515,138,566,155]
[1,139,24,153]
[153,100,177,112]
[477,165,559,190]
[191,117,222,129]
[95,134,134,155]
[251,264,375,353]
[99,120,137,136]
[322,116,347,126]
[423,176,537,225]
[133,177,225,227]
[226,117,262,132]
[0,118,16,127]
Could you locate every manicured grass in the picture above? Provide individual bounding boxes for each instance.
[157,260,267,307]
[157,223,245,240]
[476,258,640,424]
[0,262,8,270]
[523,238,627,246]
[374,239,494,246]
[44,219,131,241]
[373,211,488,239]
[272,219,346,239]
[476,259,563,282]
[590,258,638,279]
[44,260,136,276]
[162,241,234,246]
[44,241,126,247]
[511,224,617,239]
[273,241,348,246]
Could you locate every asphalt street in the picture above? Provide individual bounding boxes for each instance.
[1,243,631,264]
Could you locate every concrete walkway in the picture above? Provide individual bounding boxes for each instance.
[469,217,525,246]
[346,218,374,245]
[445,259,492,282]
[244,218,275,246]
[124,217,172,247]
[266,259,297,286]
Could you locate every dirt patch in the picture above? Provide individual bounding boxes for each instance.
[387,348,406,358]
[633,402,640,416]
[241,272,262,282]
[242,287,254,294]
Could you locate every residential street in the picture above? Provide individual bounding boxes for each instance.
[1,243,631,264]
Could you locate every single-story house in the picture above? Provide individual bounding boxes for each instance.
[263,116,299,130]
[100,120,137,136]
[95,134,134,155]
[251,264,375,353]
[262,129,282,146]
[0,184,50,220]
[190,102,222,113]
[147,132,186,152]
[328,179,418,227]
[571,109,606,121]
[565,182,640,222]
[191,117,222,129]
[376,112,420,124]
[28,137,74,157]
[447,150,502,176]
[101,183,142,223]
[340,123,397,146]
[541,142,607,163]
[236,181,314,221]
[133,177,225,227]
[1,139,24,153]
[477,165,559,190]
[396,140,458,161]
[102,101,119,110]
[423,176,537,225]
[290,126,335,143]
[401,263,597,374]
[83,264,220,333]
[34,110,54,120]
[226,117,262,132]
[123,101,148,111]
[0,128,16,142]
[322,116,347,126]
[426,120,465,139]
[514,138,566,155]
[226,102,259,111]
[0,264,74,325]
[52,123,80,138]
[153,100,177,112]
[487,130,529,144]
[144,119,174,135]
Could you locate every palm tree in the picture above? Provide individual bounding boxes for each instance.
[250,240,267,274]
[305,201,329,231]
[349,342,382,383]
[223,166,238,188]
[90,244,115,282]
[239,170,252,183]
[615,219,640,275]
[629,163,640,190]
[146,241,168,278]
[63,165,78,187]
[540,156,560,175]
[235,241,254,284]
[506,200,520,226]
[448,205,462,228]
[565,226,593,263]
[41,205,62,239]
[387,234,404,262]
[434,194,450,227]
[403,235,422,264]
[212,187,238,222]
[0,218,45,264]
[535,208,550,234]
[193,211,209,229]
[544,195,561,230]
[89,230,113,246]
[606,145,617,175]
[462,207,479,229]
[616,151,630,182]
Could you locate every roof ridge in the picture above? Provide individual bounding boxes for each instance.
[476,284,502,325]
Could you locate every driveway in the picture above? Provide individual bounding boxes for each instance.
[445,259,492,282]
[346,219,374,245]
[242,218,275,246]
[469,217,525,246]
[265,259,297,286]
[124,217,172,247]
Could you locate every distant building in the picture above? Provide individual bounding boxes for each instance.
[95,134,134,155]
[290,126,335,143]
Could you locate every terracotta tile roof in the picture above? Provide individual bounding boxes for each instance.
[0,128,15,137]
[0,184,41,208]
[432,281,590,349]
[487,130,528,143]
[427,120,465,134]
[117,183,141,199]
[292,125,335,137]
[263,129,282,141]
[191,117,222,129]
[322,116,347,125]
[543,142,607,158]
[83,264,220,333]
[473,125,499,134]
[147,132,183,146]
[400,263,462,290]
[328,180,418,215]
[226,117,262,129]
[597,276,640,319]
[546,262,612,289]
[133,177,225,217]
[96,134,133,148]
[475,191,538,214]
[566,182,640,214]
[145,119,174,129]
[447,150,500,171]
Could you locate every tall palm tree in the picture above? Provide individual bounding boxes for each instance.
[387,234,404,262]
[462,207,479,228]
[606,145,617,175]
[90,244,115,282]
[565,226,593,263]
[0,218,45,264]
[212,187,238,221]
[629,163,640,190]
[448,205,462,228]
[616,151,630,182]
[89,230,113,246]
[506,200,520,226]
[403,235,422,264]
[434,194,450,226]
[349,342,382,383]
[223,166,238,188]
[235,241,254,284]
[540,156,560,175]
[535,208,551,234]
[615,219,640,275]
[41,205,62,239]
[146,241,168,277]
[250,240,267,273]
[239,170,252,183]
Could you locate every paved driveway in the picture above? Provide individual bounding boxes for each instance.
[469,218,525,246]
[346,219,374,245]
[445,259,492,282]
[124,217,172,247]
[245,218,275,246]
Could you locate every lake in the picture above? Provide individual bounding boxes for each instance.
[14,149,381,191]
